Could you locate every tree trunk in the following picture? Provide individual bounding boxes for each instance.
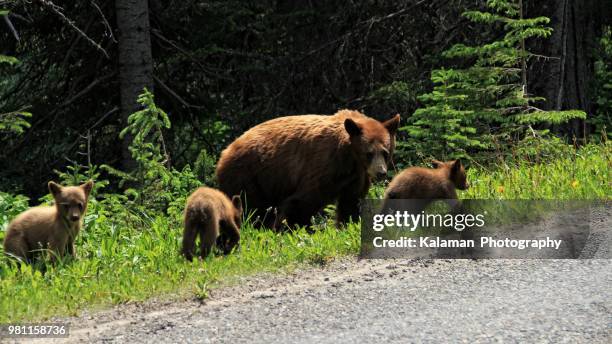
[115,0,154,169]
[526,0,602,140]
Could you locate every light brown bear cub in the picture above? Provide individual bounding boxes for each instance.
[383,160,468,212]
[3,180,94,262]
[182,187,242,261]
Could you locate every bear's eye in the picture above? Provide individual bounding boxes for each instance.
[366,152,374,161]
[382,151,389,161]
[77,203,83,210]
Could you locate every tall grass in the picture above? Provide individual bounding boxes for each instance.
[462,143,611,199]
[0,143,610,322]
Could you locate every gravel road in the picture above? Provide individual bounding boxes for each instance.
[36,257,609,344]
[26,204,612,343]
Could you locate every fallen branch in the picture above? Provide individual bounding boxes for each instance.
[153,75,205,109]
[3,15,19,41]
[300,0,430,60]
[90,106,119,129]
[59,73,116,108]
[49,106,119,166]
[38,0,110,58]
[90,0,116,43]
[151,29,232,80]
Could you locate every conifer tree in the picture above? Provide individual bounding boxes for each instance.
[403,0,586,160]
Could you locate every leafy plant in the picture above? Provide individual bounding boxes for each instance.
[53,162,108,195]
[0,192,29,233]
[101,89,201,216]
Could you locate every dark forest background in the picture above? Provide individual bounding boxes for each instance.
[1,0,610,197]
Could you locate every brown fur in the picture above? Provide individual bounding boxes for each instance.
[3,181,94,263]
[382,160,468,211]
[216,109,400,230]
[182,187,242,261]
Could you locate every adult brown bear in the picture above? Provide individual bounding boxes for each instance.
[216,109,400,230]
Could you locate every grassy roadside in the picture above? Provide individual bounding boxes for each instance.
[0,220,359,322]
[0,143,610,322]
[462,143,611,199]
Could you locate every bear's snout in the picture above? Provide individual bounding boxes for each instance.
[368,164,388,180]
[368,152,388,180]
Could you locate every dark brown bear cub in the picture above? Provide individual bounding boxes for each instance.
[383,160,468,212]
[182,187,242,261]
[3,180,94,263]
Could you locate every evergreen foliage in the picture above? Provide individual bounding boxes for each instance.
[0,9,30,136]
[101,89,200,216]
[592,26,612,139]
[402,0,586,160]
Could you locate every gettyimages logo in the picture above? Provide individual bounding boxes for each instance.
[372,211,486,232]
[360,199,611,259]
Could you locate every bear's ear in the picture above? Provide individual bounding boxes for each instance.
[231,195,243,212]
[48,181,62,197]
[382,114,400,136]
[81,180,94,197]
[451,159,463,174]
[431,160,443,169]
[344,118,362,137]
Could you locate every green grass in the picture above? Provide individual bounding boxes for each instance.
[0,217,359,322]
[462,143,611,199]
[0,143,610,322]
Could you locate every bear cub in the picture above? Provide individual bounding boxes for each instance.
[383,160,468,211]
[3,180,94,262]
[182,187,242,261]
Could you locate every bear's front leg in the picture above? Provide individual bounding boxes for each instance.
[336,193,361,226]
[66,241,76,258]
[47,237,66,263]
[275,196,321,230]
[335,172,370,226]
